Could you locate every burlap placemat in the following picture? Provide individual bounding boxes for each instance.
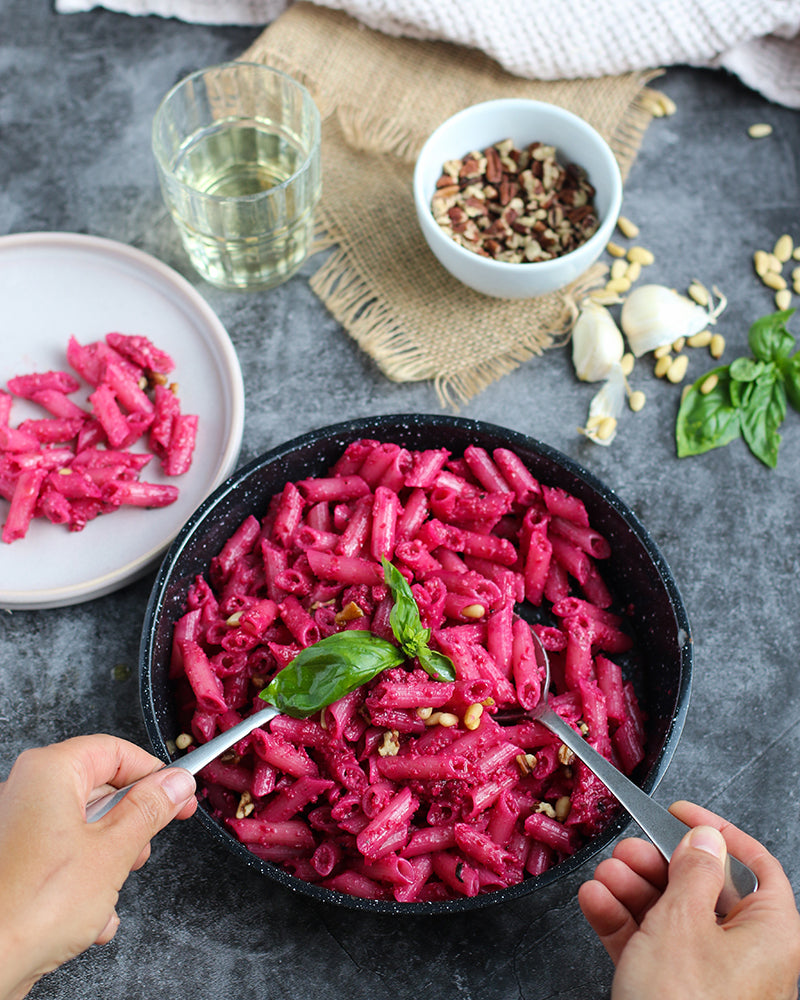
[243,3,658,405]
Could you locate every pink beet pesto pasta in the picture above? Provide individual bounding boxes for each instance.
[170,440,646,902]
[0,332,197,543]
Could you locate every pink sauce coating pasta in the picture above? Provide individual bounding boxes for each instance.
[0,333,198,543]
[171,440,645,902]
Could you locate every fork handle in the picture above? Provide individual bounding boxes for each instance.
[85,705,280,823]
[539,706,757,916]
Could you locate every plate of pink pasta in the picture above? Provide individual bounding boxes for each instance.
[141,414,692,913]
[0,232,244,609]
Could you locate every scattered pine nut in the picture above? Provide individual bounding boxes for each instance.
[461,603,485,619]
[762,271,787,291]
[794,280,800,296]
[605,276,631,294]
[555,796,572,822]
[687,329,712,348]
[666,354,689,383]
[610,258,628,281]
[620,352,635,376]
[606,241,627,258]
[748,123,773,139]
[688,281,709,306]
[617,215,639,239]
[776,288,792,310]
[681,384,692,403]
[627,246,655,266]
[628,389,646,412]
[794,247,800,261]
[672,336,686,353]
[596,416,617,441]
[416,706,434,720]
[710,333,726,359]
[589,289,623,306]
[700,373,719,395]
[766,253,783,273]
[654,354,672,378]
[775,234,794,262]
[753,250,771,277]
[625,260,642,282]
[654,344,672,359]
[176,733,193,750]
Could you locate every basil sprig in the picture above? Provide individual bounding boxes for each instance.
[676,309,800,468]
[381,557,456,683]
[260,558,455,718]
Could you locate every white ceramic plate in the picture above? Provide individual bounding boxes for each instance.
[0,232,245,609]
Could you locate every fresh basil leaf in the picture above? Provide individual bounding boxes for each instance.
[259,631,405,718]
[729,376,754,410]
[740,372,786,468]
[780,352,800,413]
[381,557,456,682]
[417,646,456,683]
[748,310,796,363]
[729,358,765,382]
[382,557,429,652]
[676,367,741,457]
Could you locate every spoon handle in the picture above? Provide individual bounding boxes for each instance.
[539,706,758,916]
[85,705,281,824]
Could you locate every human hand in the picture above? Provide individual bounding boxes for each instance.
[578,800,800,1000]
[0,735,197,1000]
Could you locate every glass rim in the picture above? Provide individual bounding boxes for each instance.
[151,60,322,205]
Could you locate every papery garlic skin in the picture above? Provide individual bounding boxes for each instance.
[621,284,726,357]
[579,362,626,446]
[571,300,625,382]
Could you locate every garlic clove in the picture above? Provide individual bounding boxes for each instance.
[571,300,625,382]
[620,284,726,357]
[579,362,626,446]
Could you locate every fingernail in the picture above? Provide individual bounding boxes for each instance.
[160,768,196,805]
[688,825,726,859]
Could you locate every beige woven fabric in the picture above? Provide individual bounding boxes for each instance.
[243,3,655,404]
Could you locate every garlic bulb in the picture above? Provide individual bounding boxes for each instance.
[579,362,626,446]
[571,300,625,382]
[621,284,727,357]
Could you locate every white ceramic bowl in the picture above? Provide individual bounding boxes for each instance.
[413,99,623,299]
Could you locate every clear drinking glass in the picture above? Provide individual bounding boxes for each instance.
[152,62,321,291]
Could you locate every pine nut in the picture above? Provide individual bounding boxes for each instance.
[687,329,712,348]
[666,354,689,383]
[606,241,627,258]
[654,354,672,378]
[710,333,726,359]
[555,795,572,822]
[625,260,642,282]
[762,271,787,290]
[775,234,794,262]
[748,123,773,138]
[617,215,639,239]
[176,733,193,750]
[794,247,800,261]
[766,253,783,273]
[627,245,654,266]
[792,267,800,283]
[628,389,646,412]
[754,250,771,277]
[794,280,800,296]
[681,384,692,403]
[672,336,686,353]
[589,289,623,305]
[688,281,709,306]
[620,352,635,376]
[700,373,719,395]
[596,416,617,441]
[416,706,434,720]
[610,258,628,280]
[776,289,792,310]
[461,603,485,619]
[654,344,672,359]
[605,276,631,294]
[225,611,243,626]
[463,703,483,731]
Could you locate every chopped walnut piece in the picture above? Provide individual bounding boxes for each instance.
[335,601,365,625]
[430,138,599,263]
[378,730,401,757]
[235,791,255,819]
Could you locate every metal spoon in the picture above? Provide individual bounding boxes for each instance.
[84,705,280,823]
[505,629,758,917]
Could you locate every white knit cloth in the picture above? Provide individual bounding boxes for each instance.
[55,0,800,108]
